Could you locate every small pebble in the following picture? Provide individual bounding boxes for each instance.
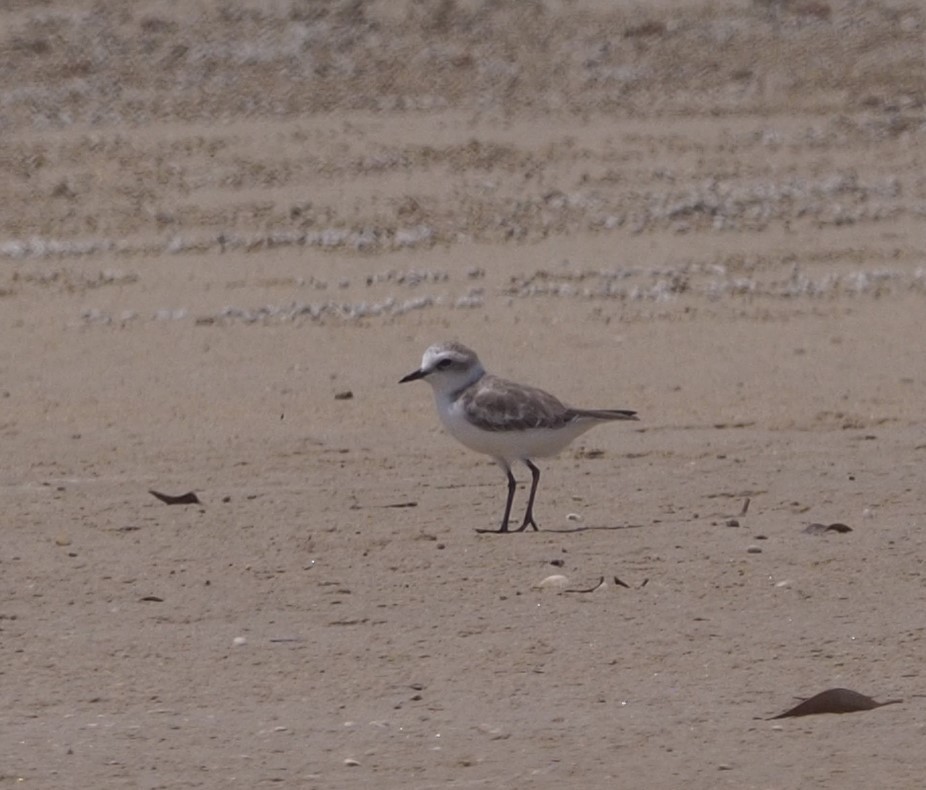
[747,546,763,554]
[232,636,247,646]
[566,513,583,522]
[476,723,509,739]
[55,534,72,547]
[334,390,354,400]
[344,758,360,767]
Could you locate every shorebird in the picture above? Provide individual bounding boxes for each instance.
[400,342,638,533]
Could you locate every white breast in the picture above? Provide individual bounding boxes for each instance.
[434,391,598,462]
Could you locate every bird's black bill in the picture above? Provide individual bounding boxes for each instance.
[399,368,427,383]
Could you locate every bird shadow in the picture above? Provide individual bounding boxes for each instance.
[475,523,645,535]
[542,522,647,534]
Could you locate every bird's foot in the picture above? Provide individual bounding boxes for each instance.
[516,514,539,532]
[475,522,512,534]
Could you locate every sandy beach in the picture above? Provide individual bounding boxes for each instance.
[2,1,925,787]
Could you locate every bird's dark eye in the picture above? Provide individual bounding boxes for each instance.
[436,358,453,370]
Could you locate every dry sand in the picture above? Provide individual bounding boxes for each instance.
[2,0,925,787]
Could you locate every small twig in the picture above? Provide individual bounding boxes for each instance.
[739,497,751,517]
[149,489,201,505]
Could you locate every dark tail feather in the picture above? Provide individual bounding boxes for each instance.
[570,408,638,421]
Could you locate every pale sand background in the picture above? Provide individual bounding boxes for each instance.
[2,1,926,787]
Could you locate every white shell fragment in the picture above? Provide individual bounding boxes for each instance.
[535,574,570,591]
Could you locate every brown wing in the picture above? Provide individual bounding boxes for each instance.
[460,375,572,431]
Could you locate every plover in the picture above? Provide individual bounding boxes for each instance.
[400,342,638,533]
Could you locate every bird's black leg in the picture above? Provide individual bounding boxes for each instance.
[497,464,518,533]
[516,460,541,532]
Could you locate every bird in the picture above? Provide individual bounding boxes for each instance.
[399,341,638,533]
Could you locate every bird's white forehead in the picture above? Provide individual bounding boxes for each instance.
[422,342,477,369]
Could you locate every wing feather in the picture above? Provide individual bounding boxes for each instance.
[460,376,572,431]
